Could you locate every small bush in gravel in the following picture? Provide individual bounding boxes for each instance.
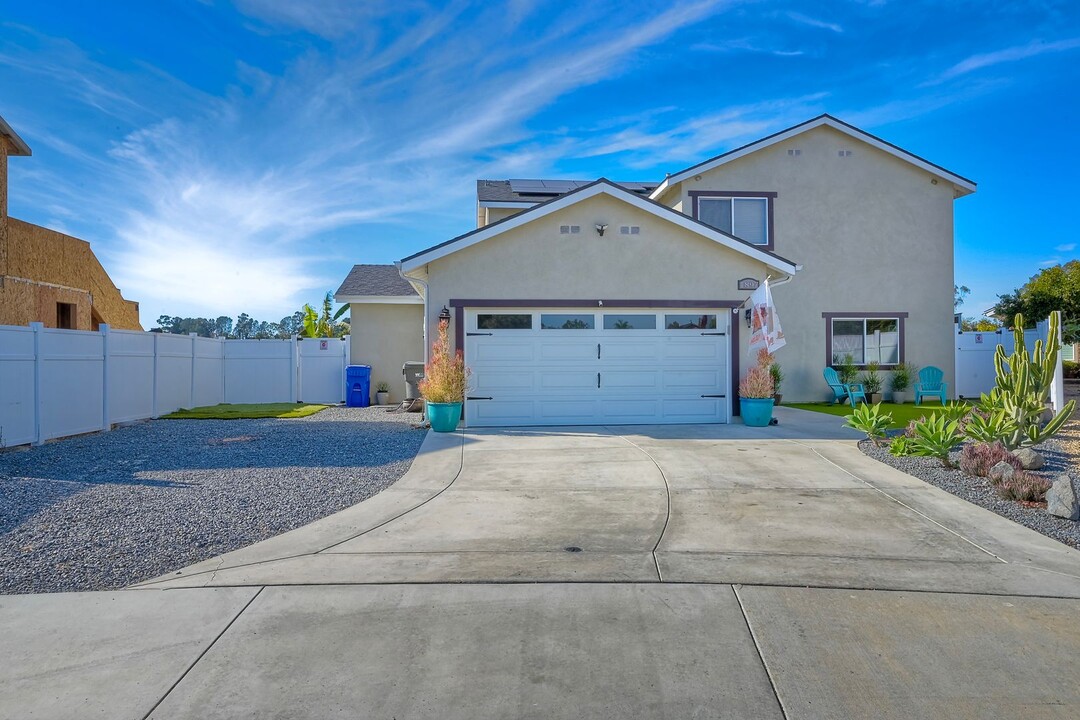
[845,403,892,446]
[959,442,1022,478]
[909,415,964,468]
[889,435,914,457]
[997,472,1051,503]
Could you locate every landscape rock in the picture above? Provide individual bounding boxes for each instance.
[988,461,1015,484]
[1046,475,1080,521]
[1013,447,1045,471]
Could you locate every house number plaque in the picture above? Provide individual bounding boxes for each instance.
[738,278,760,291]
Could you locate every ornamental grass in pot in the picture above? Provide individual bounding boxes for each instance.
[739,348,776,427]
[890,361,915,404]
[418,320,470,432]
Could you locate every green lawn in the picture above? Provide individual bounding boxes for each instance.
[787,402,954,429]
[163,403,329,420]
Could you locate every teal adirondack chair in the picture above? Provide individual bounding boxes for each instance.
[823,367,867,407]
[914,366,948,406]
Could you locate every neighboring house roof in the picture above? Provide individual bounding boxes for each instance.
[335,264,421,303]
[478,179,659,206]
[0,114,32,156]
[650,114,976,200]
[403,179,799,275]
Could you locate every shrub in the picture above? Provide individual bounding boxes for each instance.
[889,435,914,457]
[418,321,470,403]
[836,353,859,385]
[890,362,917,393]
[939,401,973,425]
[845,403,893,446]
[769,361,784,395]
[964,409,1021,446]
[958,442,1022,477]
[996,472,1051,502]
[909,414,964,468]
[862,361,883,395]
[739,348,776,399]
[1065,360,1080,379]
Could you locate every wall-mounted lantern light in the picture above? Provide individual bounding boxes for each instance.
[438,306,452,325]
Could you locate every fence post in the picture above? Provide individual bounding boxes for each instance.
[1051,312,1065,412]
[290,335,299,403]
[101,324,111,432]
[189,333,198,410]
[151,332,160,419]
[343,335,350,404]
[31,322,43,446]
[220,337,227,405]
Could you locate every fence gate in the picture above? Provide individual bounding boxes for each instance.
[954,319,1055,402]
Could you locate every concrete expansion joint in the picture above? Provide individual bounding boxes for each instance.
[732,585,789,719]
[784,438,1008,564]
[605,427,673,583]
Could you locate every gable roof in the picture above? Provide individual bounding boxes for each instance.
[478,179,659,205]
[335,264,419,301]
[401,179,799,275]
[649,114,976,200]
[0,114,32,156]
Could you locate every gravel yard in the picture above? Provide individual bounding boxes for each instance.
[859,383,1080,550]
[0,405,426,594]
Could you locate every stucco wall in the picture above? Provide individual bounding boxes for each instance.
[0,218,141,330]
[349,302,425,403]
[674,125,959,401]
[424,193,769,360]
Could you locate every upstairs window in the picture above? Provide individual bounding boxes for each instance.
[691,192,776,248]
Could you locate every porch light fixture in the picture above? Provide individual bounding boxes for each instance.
[438,306,452,325]
[595,223,608,236]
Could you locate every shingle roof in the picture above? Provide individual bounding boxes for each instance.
[477,179,658,203]
[335,264,418,298]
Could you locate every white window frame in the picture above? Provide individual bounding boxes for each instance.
[694,196,770,246]
[829,316,901,367]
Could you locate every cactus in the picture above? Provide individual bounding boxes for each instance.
[981,312,1075,449]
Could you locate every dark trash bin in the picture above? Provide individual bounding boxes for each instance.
[346,365,372,407]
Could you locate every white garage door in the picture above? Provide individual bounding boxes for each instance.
[464,307,730,427]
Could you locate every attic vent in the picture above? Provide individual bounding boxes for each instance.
[787,148,801,156]
[619,225,640,235]
[559,225,581,234]
[838,150,852,157]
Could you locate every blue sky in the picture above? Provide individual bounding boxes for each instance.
[2,0,1078,325]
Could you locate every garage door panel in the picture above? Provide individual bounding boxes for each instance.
[472,342,535,362]
[663,340,726,360]
[601,399,660,418]
[539,342,597,361]
[662,369,724,390]
[602,370,659,390]
[471,400,539,423]
[472,371,536,393]
[601,342,661,362]
[540,370,598,390]
[538,400,600,420]
[663,398,727,422]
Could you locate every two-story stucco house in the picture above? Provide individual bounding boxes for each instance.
[336,114,974,426]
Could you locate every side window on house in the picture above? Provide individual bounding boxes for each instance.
[697,197,768,245]
[830,317,901,365]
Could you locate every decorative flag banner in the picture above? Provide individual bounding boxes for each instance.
[748,278,786,354]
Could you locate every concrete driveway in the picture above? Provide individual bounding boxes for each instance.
[5,407,1080,719]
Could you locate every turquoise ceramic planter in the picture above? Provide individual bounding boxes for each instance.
[427,401,463,432]
[739,397,775,427]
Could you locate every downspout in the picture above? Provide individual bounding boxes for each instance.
[395,260,428,366]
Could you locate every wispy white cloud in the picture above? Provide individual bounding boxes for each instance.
[928,37,1080,84]
[785,11,842,33]
[1056,243,1076,252]
[692,38,804,56]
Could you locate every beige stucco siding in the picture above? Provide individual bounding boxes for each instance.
[482,206,529,226]
[348,302,425,403]
[675,125,957,401]
[424,193,770,360]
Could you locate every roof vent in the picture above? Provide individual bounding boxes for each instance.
[838,150,852,157]
[619,225,640,235]
[788,148,801,157]
[559,225,581,234]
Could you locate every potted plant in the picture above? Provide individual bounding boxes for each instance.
[375,381,390,406]
[837,353,859,386]
[862,361,883,404]
[890,361,915,404]
[739,348,776,427]
[769,359,784,406]
[418,319,470,432]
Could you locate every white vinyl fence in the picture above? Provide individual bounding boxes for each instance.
[955,313,1065,411]
[0,323,350,447]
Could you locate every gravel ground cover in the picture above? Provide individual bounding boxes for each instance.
[0,405,427,594]
[860,436,1080,550]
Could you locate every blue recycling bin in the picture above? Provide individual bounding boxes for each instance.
[346,365,372,408]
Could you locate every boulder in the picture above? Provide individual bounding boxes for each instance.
[1046,475,1080,521]
[988,461,1015,484]
[1013,447,1045,471]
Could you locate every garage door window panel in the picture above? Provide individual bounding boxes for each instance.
[541,314,594,330]
[666,314,717,330]
[603,314,657,330]
[477,313,532,330]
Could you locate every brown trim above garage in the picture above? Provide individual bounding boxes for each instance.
[450,299,743,415]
